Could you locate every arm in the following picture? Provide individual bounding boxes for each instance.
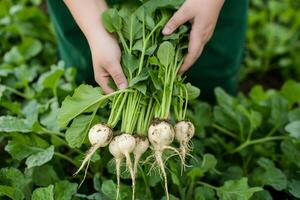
[64,0,128,93]
[163,0,225,73]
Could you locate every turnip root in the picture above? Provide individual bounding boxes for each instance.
[109,134,136,200]
[109,136,124,200]
[174,120,195,166]
[148,119,182,200]
[133,136,149,175]
[74,123,112,179]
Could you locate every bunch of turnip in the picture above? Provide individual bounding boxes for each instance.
[59,1,200,200]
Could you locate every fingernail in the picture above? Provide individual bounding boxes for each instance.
[162,27,171,35]
[118,83,127,90]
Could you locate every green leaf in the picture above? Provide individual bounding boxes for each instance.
[170,172,180,186]
[288,108,300,122]
[149,69,162,90]
[3,47,23,64]
[281,80,300,105]
[145,44,157,55]
[18,37,42,60]
[37,63,64,95]
[65,114,94,148]
[132,39,143,52]
[14,64,38,84]
[58,84,103,128]
[5,140,39,161]
[128,69,149,87]
[32,185,54,200]
[215,87,236,107]
[102,8,122,32]
[0,168,30,199]
[188,154,217,179]
[54,180,77,200]
[250,190,272,200]
[217,178,262,200]
[122,13,142,41]
[288,180,300,198]
[25,145,55,168]
[281,140,300,168]
[186,83,200,100]
[40,100,60,131]
[252,158,287,191]
[268,96,289,127]
[249,85,269,103]
[101,180,117,199]
[161,194,180,200]
[0,116,31,133]
[157,41,175,67]
[27,165,59,186]
[222,166,243,182]
[122,53,139,78]
[137,0,184,16]
[285,120,300,138]
[0,185,24,200]
[195,186,215,200]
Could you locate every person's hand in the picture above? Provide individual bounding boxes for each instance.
[88,31,128,94]
[162,0,224,73]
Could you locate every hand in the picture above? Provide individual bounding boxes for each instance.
[64,0,128,94]
[88,31,128,94]
[162,0,224,73]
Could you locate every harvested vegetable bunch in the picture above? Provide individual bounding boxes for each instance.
[59,0,200,199]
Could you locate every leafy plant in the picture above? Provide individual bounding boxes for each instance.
[242,0,300,80]
[0,0,300,200]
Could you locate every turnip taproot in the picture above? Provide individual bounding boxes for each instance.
[133,135,149,175]
[109,133,136,200]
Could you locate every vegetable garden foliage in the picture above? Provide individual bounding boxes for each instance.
[242,0,300,80]
[0,0,300,200]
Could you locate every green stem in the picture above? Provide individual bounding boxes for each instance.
[231,136,288,153]
[197,181,218,190]
[117,31,130,53]
[266,126,278,137]
[212,123,238,140]
[137,18,166,74]
[2,85,29,99]
[186,179,195,200]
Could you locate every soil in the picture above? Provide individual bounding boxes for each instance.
[239,69,284,94]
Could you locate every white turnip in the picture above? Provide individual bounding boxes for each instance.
[74,123,112,187]
[148,119,182,200]
[109,133,136,200]
[174,120,195,172]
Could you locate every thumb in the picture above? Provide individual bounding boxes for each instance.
[162,3,191,35]
[107,62,128,90]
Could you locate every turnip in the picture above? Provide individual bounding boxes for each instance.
[109,133,136,200]
[74,123,112,186]
[74,123,112,174]
[148,119,182,200]
[174,120,195,168]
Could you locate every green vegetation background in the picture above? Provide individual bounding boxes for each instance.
[0,0,300,199]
